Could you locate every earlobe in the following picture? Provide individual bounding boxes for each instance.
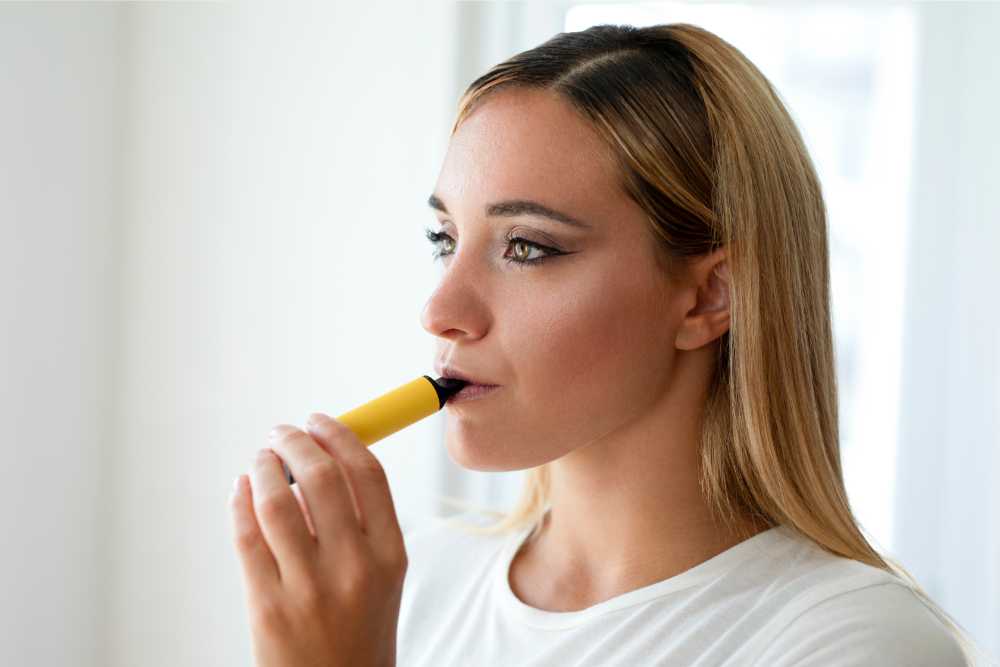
[675,310,731,351]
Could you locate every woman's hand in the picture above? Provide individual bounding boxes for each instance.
[228,412,408,667]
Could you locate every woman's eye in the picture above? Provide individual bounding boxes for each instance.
[508,239,545,263]
[423,227,561,266]
[425,228,457,257]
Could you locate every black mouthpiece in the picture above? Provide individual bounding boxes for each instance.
[426,374,469,408]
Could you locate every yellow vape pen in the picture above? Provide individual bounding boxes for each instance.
[282,374,467,485]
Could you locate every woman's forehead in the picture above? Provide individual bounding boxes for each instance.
[437,89,624,221]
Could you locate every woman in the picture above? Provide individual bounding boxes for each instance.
[230,22,983,666]
[400,23,981,666]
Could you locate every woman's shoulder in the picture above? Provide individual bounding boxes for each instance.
[730,526,972,664]
[750,580,970,666]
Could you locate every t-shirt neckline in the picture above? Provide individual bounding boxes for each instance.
[493,516,787,630]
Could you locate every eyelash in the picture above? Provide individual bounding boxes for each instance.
[423,227,562,267]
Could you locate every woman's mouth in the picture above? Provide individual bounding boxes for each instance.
[446,383,502,404]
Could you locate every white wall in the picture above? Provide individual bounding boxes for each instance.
[0,4,122,666]
[2,2,456,665]
[109,3,457,664]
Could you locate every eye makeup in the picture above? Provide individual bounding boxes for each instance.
[424,226,566,267]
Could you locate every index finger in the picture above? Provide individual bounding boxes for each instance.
[304,414,406,563]
[268,425,365,557]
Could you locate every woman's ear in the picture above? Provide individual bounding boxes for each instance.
[675,246,731,351]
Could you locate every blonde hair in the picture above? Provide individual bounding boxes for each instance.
[435,23,988,665]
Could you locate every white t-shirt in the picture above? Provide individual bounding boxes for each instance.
[397,511,968,666]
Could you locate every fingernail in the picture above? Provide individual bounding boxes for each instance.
[306,413,327,428]
[270,424,298,440]
[233,475,242,492]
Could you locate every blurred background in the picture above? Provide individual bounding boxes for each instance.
[1,1,997,665]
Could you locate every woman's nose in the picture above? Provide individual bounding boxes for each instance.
[419,262,489,341]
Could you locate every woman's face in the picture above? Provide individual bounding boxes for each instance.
[420,87,688,472]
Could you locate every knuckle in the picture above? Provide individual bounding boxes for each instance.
[250,597,288,633]
[370,547,407,585]
[298,585,332,613]
[396,549,410,574]
[337,572,369,602]
[356,456,387,483]
[301,459,344,485]
[332,557,373,597]
[386,553,409,582]
[256,493,291,521]
[233,527,260,553]
[389,544,409,575]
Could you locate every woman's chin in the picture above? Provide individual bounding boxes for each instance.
[444,434,505,471]
[444,432,547,472]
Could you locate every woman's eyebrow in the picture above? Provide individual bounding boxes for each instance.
[427,193,592,230]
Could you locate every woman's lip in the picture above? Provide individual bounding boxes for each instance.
[446,383,502,403]
[435,363,498,386]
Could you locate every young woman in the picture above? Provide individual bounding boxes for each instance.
[230,22,985,667]
[399,23,983,666]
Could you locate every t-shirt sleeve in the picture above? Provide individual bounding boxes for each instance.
[751,582,968,666]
